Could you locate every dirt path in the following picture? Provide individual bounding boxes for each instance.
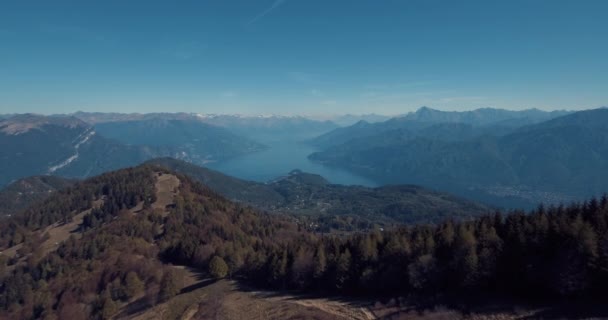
[292,298,375,320]
[258,293,375,320]
[39,210,87,254]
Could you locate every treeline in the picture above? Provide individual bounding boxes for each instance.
[163,185,608,299]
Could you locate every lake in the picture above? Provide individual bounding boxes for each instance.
[207,141,377,186]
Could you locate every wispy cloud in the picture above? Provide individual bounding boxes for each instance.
[249,0,287,24]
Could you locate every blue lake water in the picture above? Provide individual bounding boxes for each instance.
[207,141,377,186]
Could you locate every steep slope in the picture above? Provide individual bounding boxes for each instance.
[310,109,608,208]
[0,114,267,187]
[0,176,76,217]
[0,114,94,186]
[0,114,167,186]
[146,158,490,226]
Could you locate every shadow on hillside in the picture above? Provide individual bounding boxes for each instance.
[180,278,216,294]
[374,295,608,320]
[116,268,216,318]
[519,301,608,319]
[233,281,373,309]
[116,296,156,318]
[233,282,608,319]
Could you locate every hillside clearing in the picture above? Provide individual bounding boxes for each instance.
[153,173,180,217]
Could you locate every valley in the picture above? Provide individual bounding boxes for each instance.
[207,140,376,186]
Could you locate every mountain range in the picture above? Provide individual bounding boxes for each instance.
[310,107,571,149]
[0,114,266,187]
[310,107,607,208]
[4,107,607,211]
[328,113,394,126]
[73,111,339,142]
[93,118,265,162]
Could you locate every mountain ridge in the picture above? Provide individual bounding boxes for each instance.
[310,108,608,208]
[0,114,267,187]
[145,157,491,226]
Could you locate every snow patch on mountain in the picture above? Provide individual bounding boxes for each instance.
[48,129,96,173]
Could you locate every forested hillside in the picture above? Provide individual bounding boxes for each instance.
[0,164,607,319]
[0,176,75,217]
[146,158,490,227]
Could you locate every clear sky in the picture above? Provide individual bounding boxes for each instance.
[1,0,606,115]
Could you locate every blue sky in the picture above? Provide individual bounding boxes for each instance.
[0,0,606,115]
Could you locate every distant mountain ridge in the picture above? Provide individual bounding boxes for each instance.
[329,113,394,126]
[193,114,339,142]
[94,118,266,162]
[71,111,339,142]
[0,114,267,187]
[310,107,572,148]
[310,108,608,208]
[403,106,571,125]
